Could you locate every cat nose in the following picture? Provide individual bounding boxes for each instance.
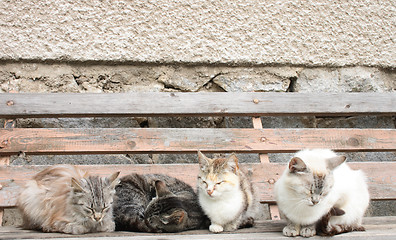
[311,198,320,205]
[93,213,102,221]
[207,189,214,196]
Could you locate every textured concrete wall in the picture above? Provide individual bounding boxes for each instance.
[0,0,395,67]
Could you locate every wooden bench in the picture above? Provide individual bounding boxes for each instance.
[0,92,395,239]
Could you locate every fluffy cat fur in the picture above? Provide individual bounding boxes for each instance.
[197,151,258,233]
[274,149,369,237]
[113,173,208,233]
[17,165,120,234]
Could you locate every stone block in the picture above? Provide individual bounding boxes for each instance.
[213,68,291,92]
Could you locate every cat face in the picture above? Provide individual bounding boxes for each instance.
[287,155,345,206]
[197,151,240,198]
[71,172,120,223]
[144,181,189,233]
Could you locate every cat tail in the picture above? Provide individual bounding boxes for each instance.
[241,174,259,229]
[238,216,255,229]
[316,207,365,236]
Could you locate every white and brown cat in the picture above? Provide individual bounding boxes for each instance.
[275,149,370,237]
[197,151,258,233]
[17,165,120,234]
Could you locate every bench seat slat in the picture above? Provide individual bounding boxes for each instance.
[0,128,395,155]
[1,92,395,118]
[1,162,395,207]
[1,216,396,239]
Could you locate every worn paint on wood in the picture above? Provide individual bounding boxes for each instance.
[0,92,395,118]
[1,162,395,207]
[0,128,395,156]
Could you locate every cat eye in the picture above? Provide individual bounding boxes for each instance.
[102,205,110,212]
[215,181,225,185]
[83,206,94,214]
[198,177,208,187]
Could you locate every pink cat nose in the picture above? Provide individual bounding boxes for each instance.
[207,189,214,196]
[94,213,102,221]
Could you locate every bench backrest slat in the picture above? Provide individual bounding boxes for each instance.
[1,92,395,118]
[0,128,395,155]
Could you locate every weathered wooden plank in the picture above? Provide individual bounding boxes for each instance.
[0,128,395,156]
[1,92,395,118]
[0,119,14,226]
[1,162,394,207]
[0,217,395,240]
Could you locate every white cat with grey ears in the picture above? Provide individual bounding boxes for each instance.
[275,149,370,237]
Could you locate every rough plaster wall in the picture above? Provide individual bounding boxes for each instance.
[0,0,395,67]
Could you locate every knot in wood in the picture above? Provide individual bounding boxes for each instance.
[0,184,2,190]
[253,99,259,104]
[127,141,136,148]
[344,104,351,109]
[347,137,359,146]
[260,137,267,142]
[6,100,14,106]
[268,178,276,184]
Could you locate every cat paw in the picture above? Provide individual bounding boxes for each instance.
[283,225,299,237]
[63,223,87,235]
[300,226,316,237]
[209,224,224,233]
[101,221,115,232]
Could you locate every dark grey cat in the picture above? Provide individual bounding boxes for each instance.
[113,173,208,233]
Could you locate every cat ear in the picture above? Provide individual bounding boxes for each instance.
[227,153,240,173]
[326,155,346,170]
[108,171,120,187]
[288,157,308,174]
[172,209,186,224]
[71,178,85,192]
[161,210,186,225]
[155,180,173,197]
[197,151,211,166]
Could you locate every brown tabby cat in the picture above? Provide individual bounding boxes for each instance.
[17,165,120,234]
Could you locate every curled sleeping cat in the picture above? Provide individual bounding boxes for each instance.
[17,165,120,234]
[113,173,208,233]
[275,149,369,237]
[197,151,258,233]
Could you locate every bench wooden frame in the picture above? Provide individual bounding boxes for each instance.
[0,92,395,239]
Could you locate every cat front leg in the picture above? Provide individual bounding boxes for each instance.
[300,224,316,237]
[282,222,300,237]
